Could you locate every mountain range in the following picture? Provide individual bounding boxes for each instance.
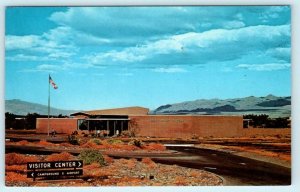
[5,99,77,116]
[153,94,291,118]
[6,94,291,118]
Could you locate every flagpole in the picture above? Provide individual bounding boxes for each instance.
[48,74,50,136]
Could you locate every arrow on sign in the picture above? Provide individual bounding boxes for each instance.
[78,161,82,168]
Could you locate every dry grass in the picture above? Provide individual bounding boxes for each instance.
[60,142,74,147]
[6,172,30,182]
[5,153,39,165]
[83,163,113,178]
[37,140,56,147]
[45,152,74,161]
[173,176,189,186]
[81,139,139,151]
[5,165,27,173]
[143,143,166,151]
[189,170,201,178]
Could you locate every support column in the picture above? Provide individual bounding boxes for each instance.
[113,121,116,136]
[121,121,123,132]
[107,121,109,137]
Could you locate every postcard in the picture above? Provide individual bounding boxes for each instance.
[5,6,291,187]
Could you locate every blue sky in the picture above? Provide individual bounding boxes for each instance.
[5,6,291,111]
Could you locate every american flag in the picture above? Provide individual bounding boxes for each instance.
[49,76,58,89]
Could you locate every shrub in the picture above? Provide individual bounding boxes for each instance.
[5,153,38,165]
[45,152,74,161]
[91,138,102,145]
[68,135,80,145]
[81,139,105,148]
[107,139,124,145]
[128,139,143,148]
[79,149,106,166]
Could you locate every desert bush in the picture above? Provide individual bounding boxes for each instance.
[107,139,124,145]
[5,153,38,165]
[91,138,102,145]
[81,138,105,149]
[45,152,74,161]
[79,149,106,166]
[128,139,143,148]
[68,135,80,145]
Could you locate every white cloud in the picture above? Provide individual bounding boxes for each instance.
[6,33,76,62]
[152,67,187,73]
[85,24,290,66]
[6,35,45,50]
[266,47,290,62]
[237,63,290,71]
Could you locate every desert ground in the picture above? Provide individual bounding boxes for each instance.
[5,130,290,186]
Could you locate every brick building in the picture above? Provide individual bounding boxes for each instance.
[36,106,244,138]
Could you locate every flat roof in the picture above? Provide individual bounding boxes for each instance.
[83,118,130,121]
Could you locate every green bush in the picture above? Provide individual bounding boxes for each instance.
[78,149,106,166]
[91,138,102,145]
[107,139,123,145]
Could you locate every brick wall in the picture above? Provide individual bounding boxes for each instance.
[130,115,243,138]
[36,116,289,138]
[36,118,78,134]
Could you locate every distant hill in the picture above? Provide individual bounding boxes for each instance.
[153,95,291,118]
[5,99,77,116]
